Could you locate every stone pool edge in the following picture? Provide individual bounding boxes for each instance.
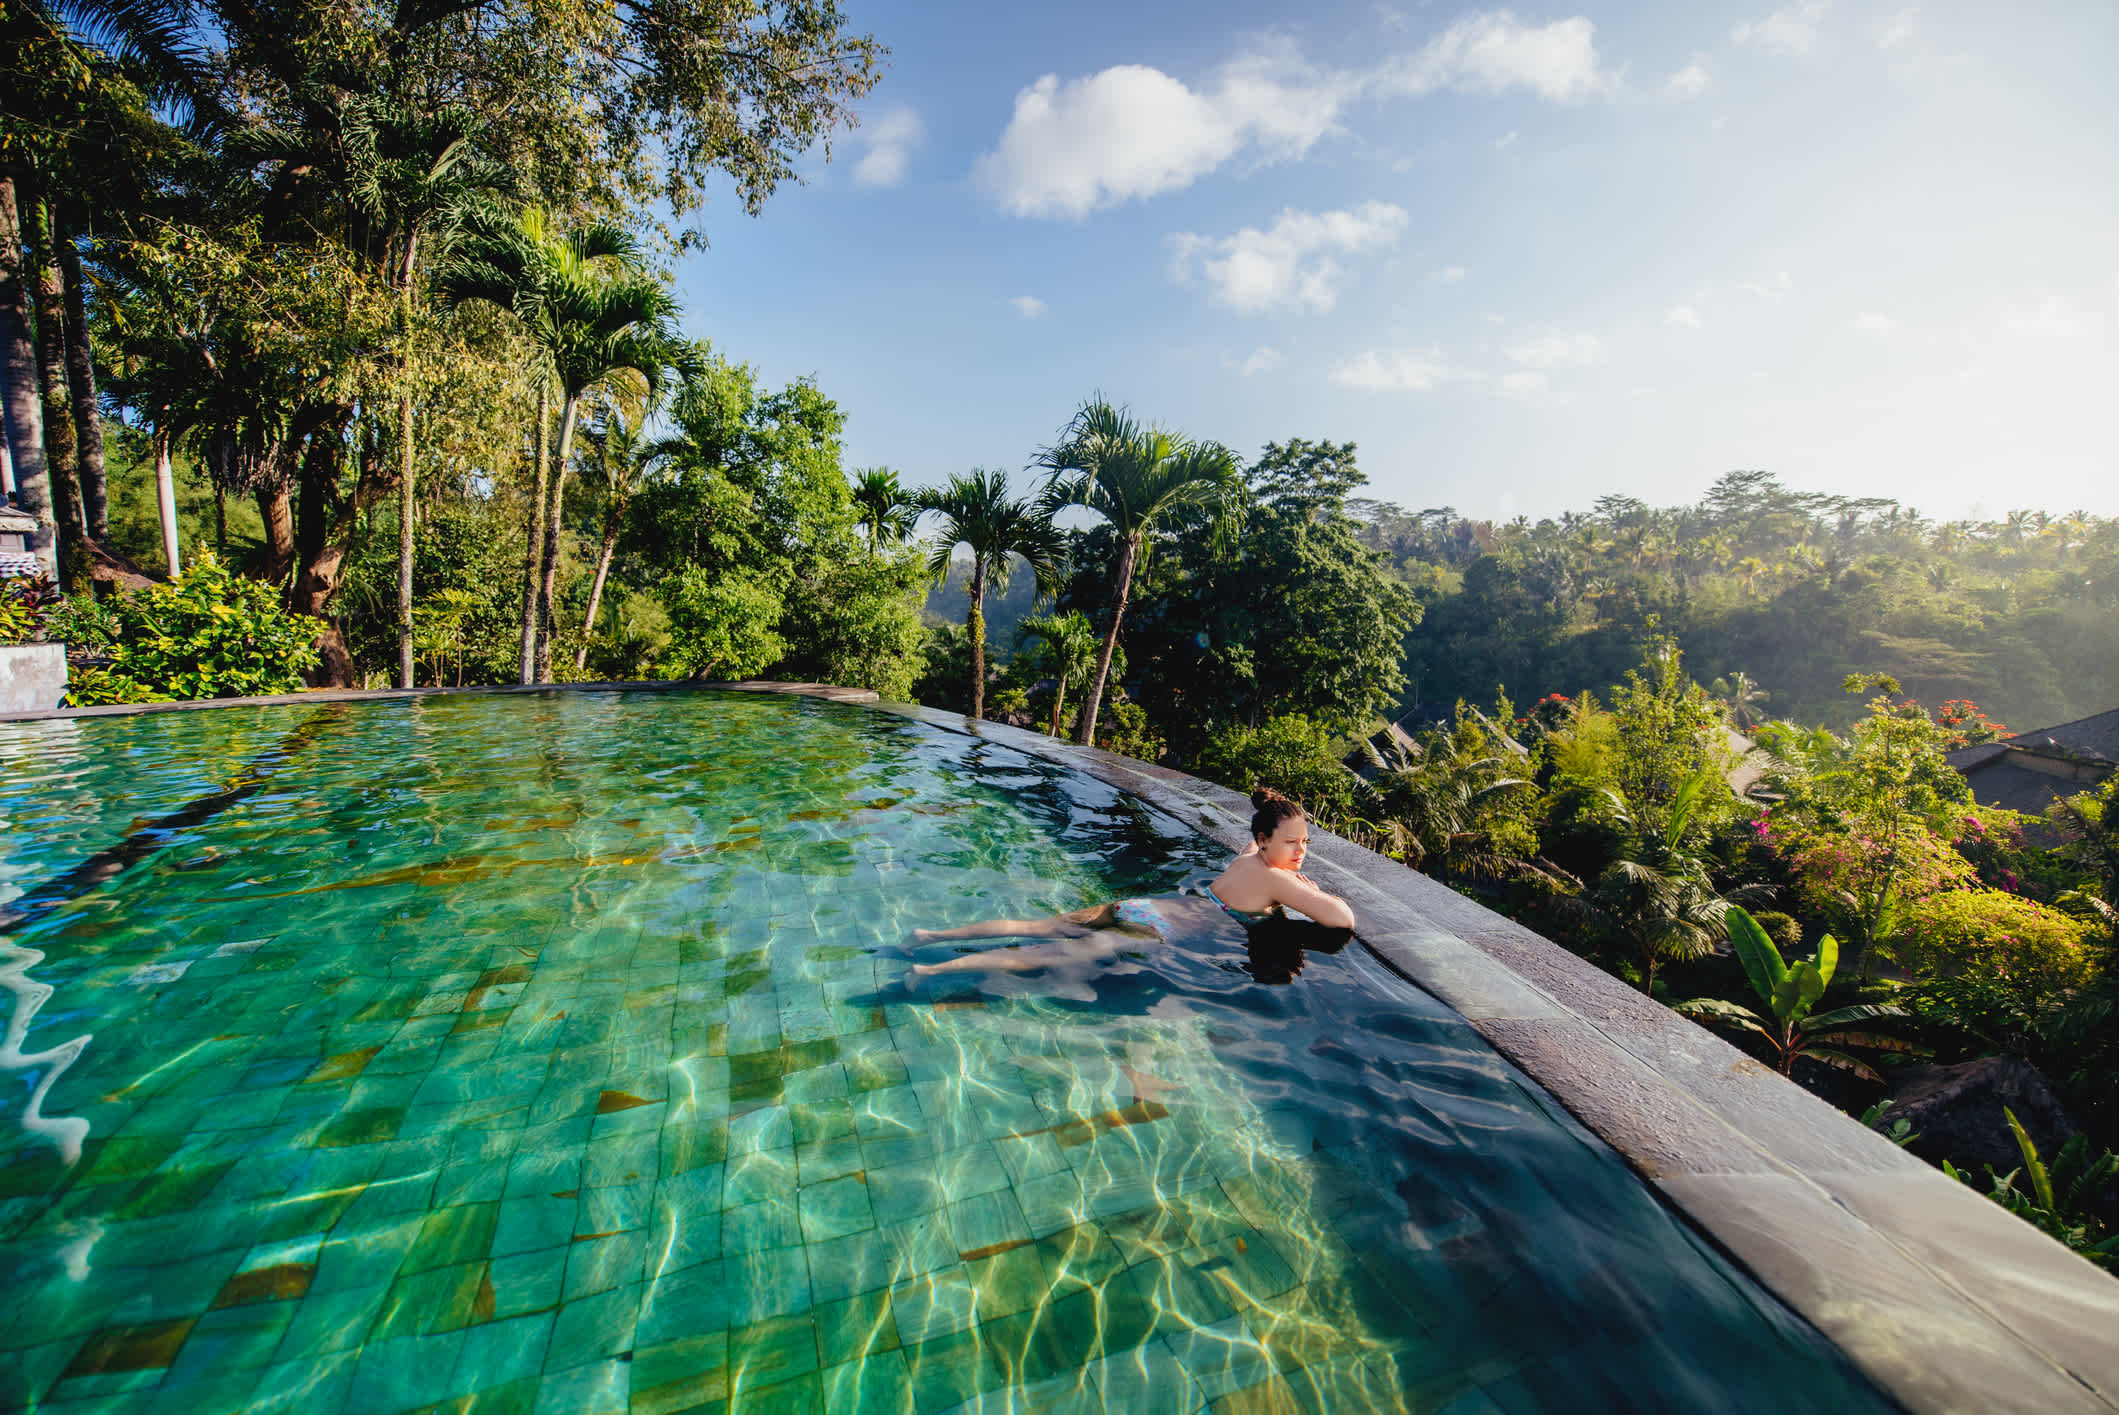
[5,678,2114,1414]
[859,701,2119,1415]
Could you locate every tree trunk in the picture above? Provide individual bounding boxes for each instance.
[396,383,415,688]
[152,424,180,577]
[1076,534,1139,746]
[966,556,987,721]
[257,485,295,583]
[574,510,622,673]
[519,383,549,684]
[288,403,377,688]
[57,231,107,542]
[1049,677,1066,737]
[0,174,56,577]
[213,480,227,554]
[27,190,86,559]
[534,392,582,684]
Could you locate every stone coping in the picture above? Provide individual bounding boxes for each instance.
[4,680,2113,1413]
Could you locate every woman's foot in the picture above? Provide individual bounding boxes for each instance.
[911,928,941,944]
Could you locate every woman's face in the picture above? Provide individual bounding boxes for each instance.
[1257,816,1310,871]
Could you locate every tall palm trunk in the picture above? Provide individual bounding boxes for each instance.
[1076,534,1139,746]
[965,555,987,720]
[396,381,416,687]
[394,240,419,690]
[57,232,107,542]
[518,383,549,683]
[574,507,622,673]
[1049,676,1067,737]
[0,174,56,577]
[151,424,180,577]
[27,190,86,556]
[534,392,582,683]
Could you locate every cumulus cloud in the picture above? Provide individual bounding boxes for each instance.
[975,43,1354,219]
[1663,61,1710,98]
[978,16,1615,218]
[1009,295,1047,320]
[1499,370,1547,395]
[1851,312,1895,332]
[1733,1,1831,58]
[1873,6,1917,48]
[1664,305,1702,328]
[1495,130,1519,149]
[1330,348,1469,392]
[1429,265,1467,284]
[1507,330,1605,367]
[1377,12,1613,102]
[1171,202,1408,314]
[1238,346,1283,376]
[853,107,923,188]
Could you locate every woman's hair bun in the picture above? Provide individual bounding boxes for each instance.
[1250,785,1290,811]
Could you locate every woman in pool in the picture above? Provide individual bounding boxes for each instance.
[906,787,1354,977]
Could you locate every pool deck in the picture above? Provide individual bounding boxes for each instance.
[7,678,2117,1415]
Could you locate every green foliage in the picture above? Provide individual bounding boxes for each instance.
[1676,906,1919,1080]
[1943,1108,2119,1267]
[0,576,63,646]
[1195,714,1355,821]
[64,666,173,707]
[661,568,785,681]
[1858,1100,1920,1147]
[85,553,320,699]
[1091,692,1164,764]
[775,545,929,701]
[1898,890,2094,992]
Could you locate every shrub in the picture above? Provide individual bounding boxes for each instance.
[1195,713,1354,821]
[1897,889,2095,993]
[90,553,320,699]
[0,576,63,646]
[65,666,172,707]
[661,568,786,681]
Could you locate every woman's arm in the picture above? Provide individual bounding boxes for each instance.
[1268,870,1355,930]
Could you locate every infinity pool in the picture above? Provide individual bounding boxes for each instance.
[0,690,1894,1413]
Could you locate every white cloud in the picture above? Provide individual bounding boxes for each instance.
[1376,12,1613,103]
[1507,330,1605,367]
[1851,312,1895,332]
[1500,370,1547,395]
[1663,61,1710,98]
[1663,305,1703,328]
[1741,271,1795,301]
[1429,265,1467,284]
[853,107,923,188]
[975,43,1354,219]
[979,18,1616,218]
[1009,295,1047,320]
[1238,346,1283,376]
[1873,6,1917,48]
[1733,1,1831,58]
[1171,202,1409,314]
[1495,130,1519,149]
[1330,348,1467,393]
[2008,296,2100,340]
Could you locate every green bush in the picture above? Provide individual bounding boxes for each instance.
[1194,713,1354,820]
[65,665,173,707]
[90,553,321,699]
[0,576,62,646]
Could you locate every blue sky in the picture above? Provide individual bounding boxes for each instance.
[673,1,2118,522]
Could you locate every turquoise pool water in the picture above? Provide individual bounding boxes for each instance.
[0,690,1896,1413]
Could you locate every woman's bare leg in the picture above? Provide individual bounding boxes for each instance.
[909,930,1127,978]
[912,903,1117,944]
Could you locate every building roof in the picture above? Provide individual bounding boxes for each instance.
[2001,707,2119,764]
[1946,707,2119,814]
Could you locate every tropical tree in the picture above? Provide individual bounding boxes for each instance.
[1676,906,1916,1080]
[1036,396,1243,746]
[1016,609,1098,737]
[573,400,662,672]
[916,468,1065,721]
[441,208,680,682]
[851,466,917,551]
[1559,772,1744,994]
[1711,670,1771,730]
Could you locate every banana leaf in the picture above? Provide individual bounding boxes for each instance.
[1726,906,1787,1008]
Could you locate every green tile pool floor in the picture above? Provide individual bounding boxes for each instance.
[0,691,1898,1413]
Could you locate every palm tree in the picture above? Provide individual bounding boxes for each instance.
[915,469,1066,721]
[851,467,917,551]
[572,400,662,673]
[1016,610,1098,737]
[441,208,680,682]
[1035,396,1243,746]
[1710,671,1771,730]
